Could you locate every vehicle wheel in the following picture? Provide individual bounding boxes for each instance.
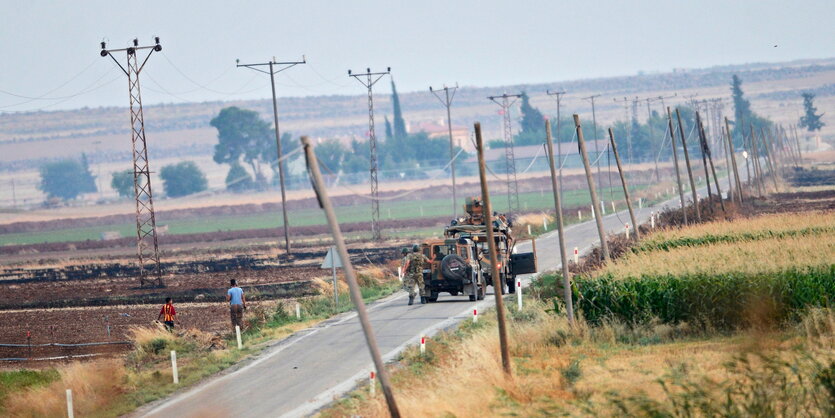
[427,291,439,302]
[469,295,476,301]
[449,291,459,296]
[506,279,516,294]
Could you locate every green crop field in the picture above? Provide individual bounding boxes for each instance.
[0,185,648,246]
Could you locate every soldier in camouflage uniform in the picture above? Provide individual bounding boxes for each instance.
[403,244,430,305]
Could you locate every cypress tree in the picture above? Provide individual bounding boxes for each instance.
[391,81,407,140]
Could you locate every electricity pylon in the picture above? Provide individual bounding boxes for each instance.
[488,93,522,214]
[349,67,390,240]
[101,38,163,287]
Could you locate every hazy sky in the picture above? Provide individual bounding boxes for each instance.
[2,0,834,112]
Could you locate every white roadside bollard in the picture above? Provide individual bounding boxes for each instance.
[543,219,548,231]
[625,223,630,235]
[651,211,656,229]
[601,201,606,215]
[370,371,376,395]
[638,197,643,209]
[527,224,532,235]
[611,201,616,213]
[420,336,426,356]
[473,308,478,323]
[591,205,595,218]
[66,389,74,418]
[235,325,242,349]
[578,210,582,221]
[574,247,579,264]
[295,302,301,319]
[171,350,179,384]
[397,267,402,282]
[517,280,522,311]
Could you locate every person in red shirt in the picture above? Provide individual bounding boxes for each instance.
[157,297,177,330]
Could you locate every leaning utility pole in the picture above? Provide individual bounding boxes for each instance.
[695,112,714,206]
[574,114,610,261]
[546,89,566,199]
[608,128,640,240]
[544,119,574,326]
[474,122,512,375]
[430,84,459,218]
[349,67,391,241]
[676,108,701,223]
[488,93,523,213]
[237,56,306,253]
[667,107,688,224]
[302,137,400,417]
[101,38,163,287]
[583,95,604,192]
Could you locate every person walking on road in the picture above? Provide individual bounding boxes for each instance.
[157,297,177,331]
[403,244,430,305]
[227,279,247,330]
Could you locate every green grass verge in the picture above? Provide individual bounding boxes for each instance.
[0,369,60,412]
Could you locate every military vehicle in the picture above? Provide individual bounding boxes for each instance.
[419,197,538,302]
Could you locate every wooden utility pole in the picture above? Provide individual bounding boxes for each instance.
[699,117,725,213]
[725,118,744,204]
[676,108,701,222]
[695,112,714,207]
[760,127,780,192]
[792,125,803,164]
[302,137,401,417]
[574,114,610,261]
[545,120,575,326]
[749,125,765,196]
[474,123,512,375]
[667,107,688,224]
[608,128,640,240]
[721,120,736,203]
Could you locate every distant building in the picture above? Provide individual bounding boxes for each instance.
[409,120,472,151]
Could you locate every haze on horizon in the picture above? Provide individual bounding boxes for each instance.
[2,0,834,113]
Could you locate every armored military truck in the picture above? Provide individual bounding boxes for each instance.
[420,197,538,302]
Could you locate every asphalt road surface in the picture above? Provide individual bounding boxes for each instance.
[140,186,716,418]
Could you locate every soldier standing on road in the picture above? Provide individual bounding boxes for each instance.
[227,279,247,330]
[403,244,430,305]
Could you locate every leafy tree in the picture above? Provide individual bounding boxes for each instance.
[391,81,407,140]
[730,75,771,145]
[160,161,208,198]
[111,169,135,198]
[799,92,825,132]
[210,107,272,184]
[225,161,254,192]
[38,157,98,200]
[314,139,347,170]
[384,116,393,141]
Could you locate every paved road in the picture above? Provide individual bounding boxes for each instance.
[140,191,694,418]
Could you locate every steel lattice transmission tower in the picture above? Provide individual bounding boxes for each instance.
[101,38,163,287]
[488,93,522,214]
[349,67,390,241]
[236,56,306,254]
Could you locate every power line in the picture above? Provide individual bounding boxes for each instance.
[546,89,566,201]
[348,67,390,241]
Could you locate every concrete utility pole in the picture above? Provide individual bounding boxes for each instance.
[101,37,163,287]
[583,94,604,192]
[574,114,609,261]
[302,137,401,417]
[699,114,725,213]
[348,68,391,241]
[676,108,701,223]
[474,122,512,375]
[237,56,306,254]
[749,124,765,196]
[608,128,639,240]
[667,107,688,224]
[546,89,567,200]
[724,118,743,204]
[613,96,633,166]
[488,93,523,214]
[759,127,780,192]
[430,84,460,218]
[544,119,574,326]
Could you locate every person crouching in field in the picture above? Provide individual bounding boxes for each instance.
[227,279,247,330]
[157,297,177,330]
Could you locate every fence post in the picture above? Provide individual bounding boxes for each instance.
[171,350,179,384]
[66,389,74,418]
[235,325,242,349]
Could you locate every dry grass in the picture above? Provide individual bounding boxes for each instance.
[3,359,125,417]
